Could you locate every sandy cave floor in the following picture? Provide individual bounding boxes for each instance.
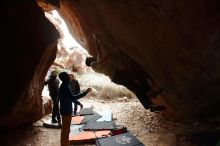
[1,97,220,146]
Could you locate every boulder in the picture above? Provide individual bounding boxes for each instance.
[0,1,59,128]
[58,0,220,120]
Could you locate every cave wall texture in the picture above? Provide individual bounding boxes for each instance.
[58,0,220,120]
[1,0,220,128]
[1,1,59,128]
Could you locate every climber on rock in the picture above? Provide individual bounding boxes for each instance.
[85,34,166,112]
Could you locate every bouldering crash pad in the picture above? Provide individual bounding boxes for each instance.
[79,107,94,115]
[111,125,127,136]
[96,132,145,146]
[83,121,116,131]
[97,111,113,122]
[70,124,84,135]
[69,130,111,144]
[81,112,102,124]
[71,113,102,125]
[71,116,84,125]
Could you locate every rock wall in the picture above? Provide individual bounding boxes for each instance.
[0,2,59,128]
[1,0,220,128]
[58,0,220,120]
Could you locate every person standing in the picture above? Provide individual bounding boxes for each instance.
[69,73,83,115]
[44,70,61,123]
[58,72,92,146]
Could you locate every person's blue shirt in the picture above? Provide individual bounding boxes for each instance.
[59,81,88,115]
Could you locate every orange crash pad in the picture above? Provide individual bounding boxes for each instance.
[69,130,111,144]
[71,113,102,125]
[71,116,84,125]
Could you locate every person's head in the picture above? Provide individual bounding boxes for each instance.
[85,56,96,66]
[69,73,75,79]
[58,72,70,82]
[50,70,57,78]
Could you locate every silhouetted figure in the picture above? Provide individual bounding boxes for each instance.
[69,73,83,115]
[58,72,92,146]
[44,70,61,123]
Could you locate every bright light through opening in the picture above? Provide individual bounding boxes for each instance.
[42,10,89,97]
[45,10,85,52]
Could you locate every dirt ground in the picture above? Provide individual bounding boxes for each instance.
[1,96,220,146]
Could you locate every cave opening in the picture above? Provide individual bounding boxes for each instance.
[41,10,141,136]
[42,9,136,111]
